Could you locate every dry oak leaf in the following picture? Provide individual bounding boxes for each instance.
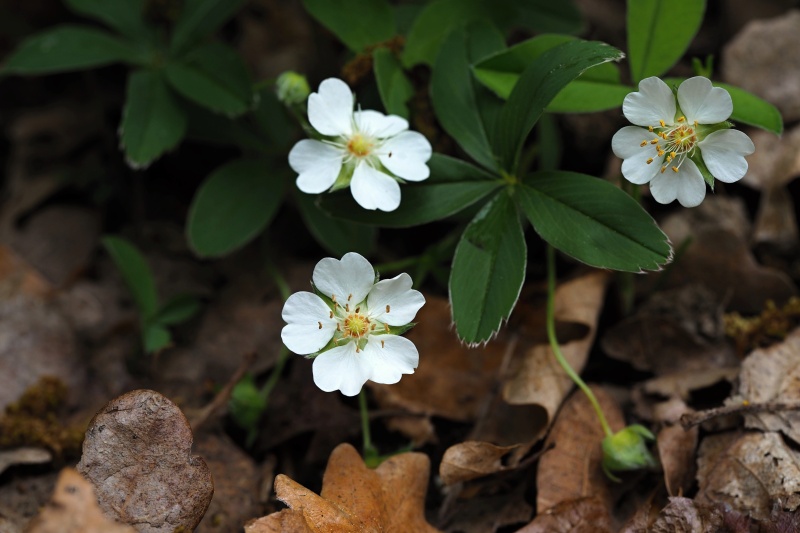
[25,468,137,533]
[247,443,440,533]
[76,389,213,533]
[440,441,521,485]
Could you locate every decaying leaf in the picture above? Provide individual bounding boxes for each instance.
[249,443,440,533]
[648,497,725,533]
[0,447,51,476]
[537,385,626,514]
[25,468,137,533]
[516,497,612,533]
[736,327,800,443]
[440,441,521,485]
[76,389,214,533]
[696,431,800,520]
[439,487,533,533]
[503,271,609,433]
[653,399,698,497]
[638,367,739,403]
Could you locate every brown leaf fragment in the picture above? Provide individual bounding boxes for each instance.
[737,327,800,443]
[753,186,799,252]
[537,385,625,513]
[504,272,609,419]
[654,399,698,496]
[76,390,214,533]
[441,489,533,533]
[440,441,521,485]
[516,497,612,533]
[0,447,51,476]
[696,432,800,520]
[244,509,311,533]
[257,443,441,533]
[648,497,724,533]
[25,468,137,533]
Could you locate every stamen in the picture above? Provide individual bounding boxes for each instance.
[381,340,385,348]
[356,346,360,353]
[659,120,666,127]
[648,126,654,132]
[331,294,336,303]
[329,311,333,319]
[640,141,647,147]
[386,305,391,313]
[650,139,658,145]
[384,323,390,332]
[371,323,376,330]
[672,166,679,173]
[678,116,686,122]
[345,303,350,312]
[646,158,654,164]
[658,150,665,156]
[671,151,677,158]
[355,307,360,313]
[661,166,667,173]
[347,294,352,301]
[318,322,322,329]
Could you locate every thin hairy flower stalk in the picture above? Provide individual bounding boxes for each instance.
[546,245,613,438]
[359,389,378,462]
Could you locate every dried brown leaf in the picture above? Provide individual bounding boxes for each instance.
[516,497,612,533]
[696,432,800,520]
[254,443,440,533]
[737,327,800,443]
[536,385,625,513]
[245,509,312,533]
[653,399,698,496]
[440,441,521,485]
[76,390,214,533]
[649,497,724,533]
[441,488,533,533]
[25,468,137,533]
[0,447,51,476]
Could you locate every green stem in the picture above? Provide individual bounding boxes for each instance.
[359,389,375,456]
[546,245,613,438]
[259,346,289,401]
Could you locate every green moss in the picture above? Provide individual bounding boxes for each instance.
[724,297,800,356]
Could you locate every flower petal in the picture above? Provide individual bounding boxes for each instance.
[613,127,662,184]
[360,335,418,385]
[350,162,401,211]
[288,139,344,193]
[698,129,755,183]
[354,110,408,138]
[367,273,425,326]
[677,77,732,124]
[378,131,432,182]
[312,343,370,396]
[649,159,706,207]
[313,252,375,305]
[308,78,354,137]
[281,292,337,354]
[622,77,676,127]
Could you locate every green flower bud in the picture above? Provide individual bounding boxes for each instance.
[276,71,310,106]
[601,424,657,481]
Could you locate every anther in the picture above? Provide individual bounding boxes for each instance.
[347,294,352,301]
[384,323,389,332]
[646,158,654,164]
[329,311,334,319]
[672,166,679,173]
[659,120,666,127]
[678,116,685,122]
[381,340,385,348]
[671,151,677,157]
[648,126,654,132]
[355,307,360,313]
[345,303,350,312]
[371,323,376,330]
[650,139,658,145]
[386,305,390,313]
[356,346,360,353]
[658,150,665,156]
[661,166,667,173]
[640,141,647,147]
[318,322,322,329]
[331,295,336,303]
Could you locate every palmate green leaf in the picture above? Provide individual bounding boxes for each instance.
[627,0,706,83]
[517,171,672,272]
[662,77,783,135]
[402,0,488,68]
[302,0,395,52]
[493,40,624,172]
[373,48,414,119]
[318,154,501,228]
[0,26,140,75]
[171,0,247,54]
[64,0,150,41]
[120,69,187,168]
[473,34,629,113]
[295,190,376,257]
[187,159,283,257]
[450,191,526,344]
[515,0,583,34]
[165,42,254,117]
[102,236,159,320]
[431,26,503,172]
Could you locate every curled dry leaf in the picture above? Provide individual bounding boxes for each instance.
[247,443,440,533]
[736,326,800,443]
[516,497,612,533]
[503,271,609,432]
[0,447,51,476]
[537,385,625,514]
[658,197,796,314]
[26,468,137,533]
[696,432,800,520]
[648,497,724,533]
[653,398,698,497]
[440,441,521,485]
[76,389,214,533]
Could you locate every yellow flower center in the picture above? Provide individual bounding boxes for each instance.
[639,116,698,174]
[347,134,373,158]
[344,312,370,338]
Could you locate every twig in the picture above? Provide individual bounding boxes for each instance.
[190,352,257,433]
[680,400,800,430]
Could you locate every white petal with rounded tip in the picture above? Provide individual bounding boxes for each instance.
[378,131,432,182]
[354,110,408,138]
[613,126,662,184]
[622,77,676,127]
[312,343,370,396]
[308,78,354,137]
[350,162,401,212]
[649,159,706,207]
[698,129,755,183]
[281,292,337,354]
[677,77,732,124]
[360,335,418,384]
[288,139,344,193]
[367,273,425,326]
[313,252,375,305]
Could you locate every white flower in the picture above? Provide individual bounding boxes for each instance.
[288,78,432,212]
[281,252,425,396]
[612,76,755,208]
